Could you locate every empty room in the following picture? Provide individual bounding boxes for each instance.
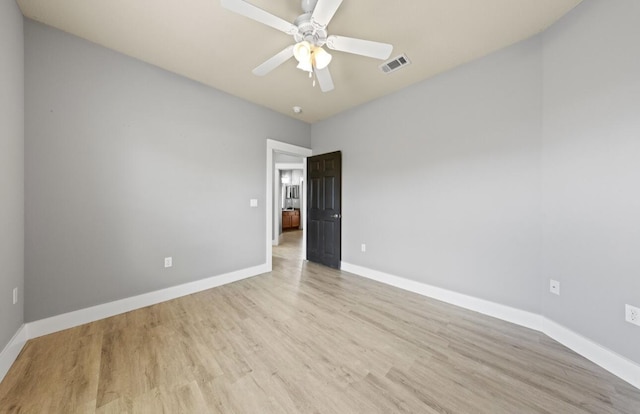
[1,0,639,412]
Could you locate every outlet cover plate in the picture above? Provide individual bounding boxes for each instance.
[550,279,560,295]
[626,304,640,326]
[164,257,173,268]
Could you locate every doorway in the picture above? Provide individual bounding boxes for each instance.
[272,228,305,265]
[265,139,312,272]
[275,164,304,245]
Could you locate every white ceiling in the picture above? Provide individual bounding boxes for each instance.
[17,0,582,123]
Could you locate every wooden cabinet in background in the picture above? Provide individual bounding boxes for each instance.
[282,210,300,231]
[282,212,291,229]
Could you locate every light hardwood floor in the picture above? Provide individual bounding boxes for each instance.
[1,230,639,413]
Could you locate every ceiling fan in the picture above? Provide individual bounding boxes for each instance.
[220,0,393,92]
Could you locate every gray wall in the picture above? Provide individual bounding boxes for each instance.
[24,20,310,321]
[541,0,640,362]
[0,1,24,350]
[312,37,544,314]
[312,0,640,364]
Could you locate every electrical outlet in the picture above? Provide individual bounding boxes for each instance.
[626,304,640,326]
[550,279,560,295]
[13,288,18,305]
[361,243,366,253]
[164,257,173,268]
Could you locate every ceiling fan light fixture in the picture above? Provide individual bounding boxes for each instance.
[313,47,332,70]
[293,41,312,64]
[296,60,313,72]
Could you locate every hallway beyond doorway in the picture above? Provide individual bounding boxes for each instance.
[273,229,303,264]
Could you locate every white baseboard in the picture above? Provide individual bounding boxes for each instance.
[1,264,268,384]
[341,261,640,390]
[4,262,638,390]
[0,324,28,382]
[272,233,285,246]
[542,318,640,389]
[27,263,269,339]
[341,262,543,331]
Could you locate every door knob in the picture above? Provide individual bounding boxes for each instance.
[331,213,341,219]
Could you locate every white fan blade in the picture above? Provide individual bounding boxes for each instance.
[311,0,343,27]
[315,67,334,92]
[221,0,298,35]
[252,45,295,76]
[326,35,393,60]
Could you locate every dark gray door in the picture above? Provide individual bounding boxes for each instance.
[307,151,341,269]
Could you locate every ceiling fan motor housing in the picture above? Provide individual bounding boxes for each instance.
[294,13,327,46]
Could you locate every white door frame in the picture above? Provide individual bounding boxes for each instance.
[266,139,312,271]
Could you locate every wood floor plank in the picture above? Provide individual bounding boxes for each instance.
[1,230,639,413]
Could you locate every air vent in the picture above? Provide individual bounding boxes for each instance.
[379,54,411,74]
